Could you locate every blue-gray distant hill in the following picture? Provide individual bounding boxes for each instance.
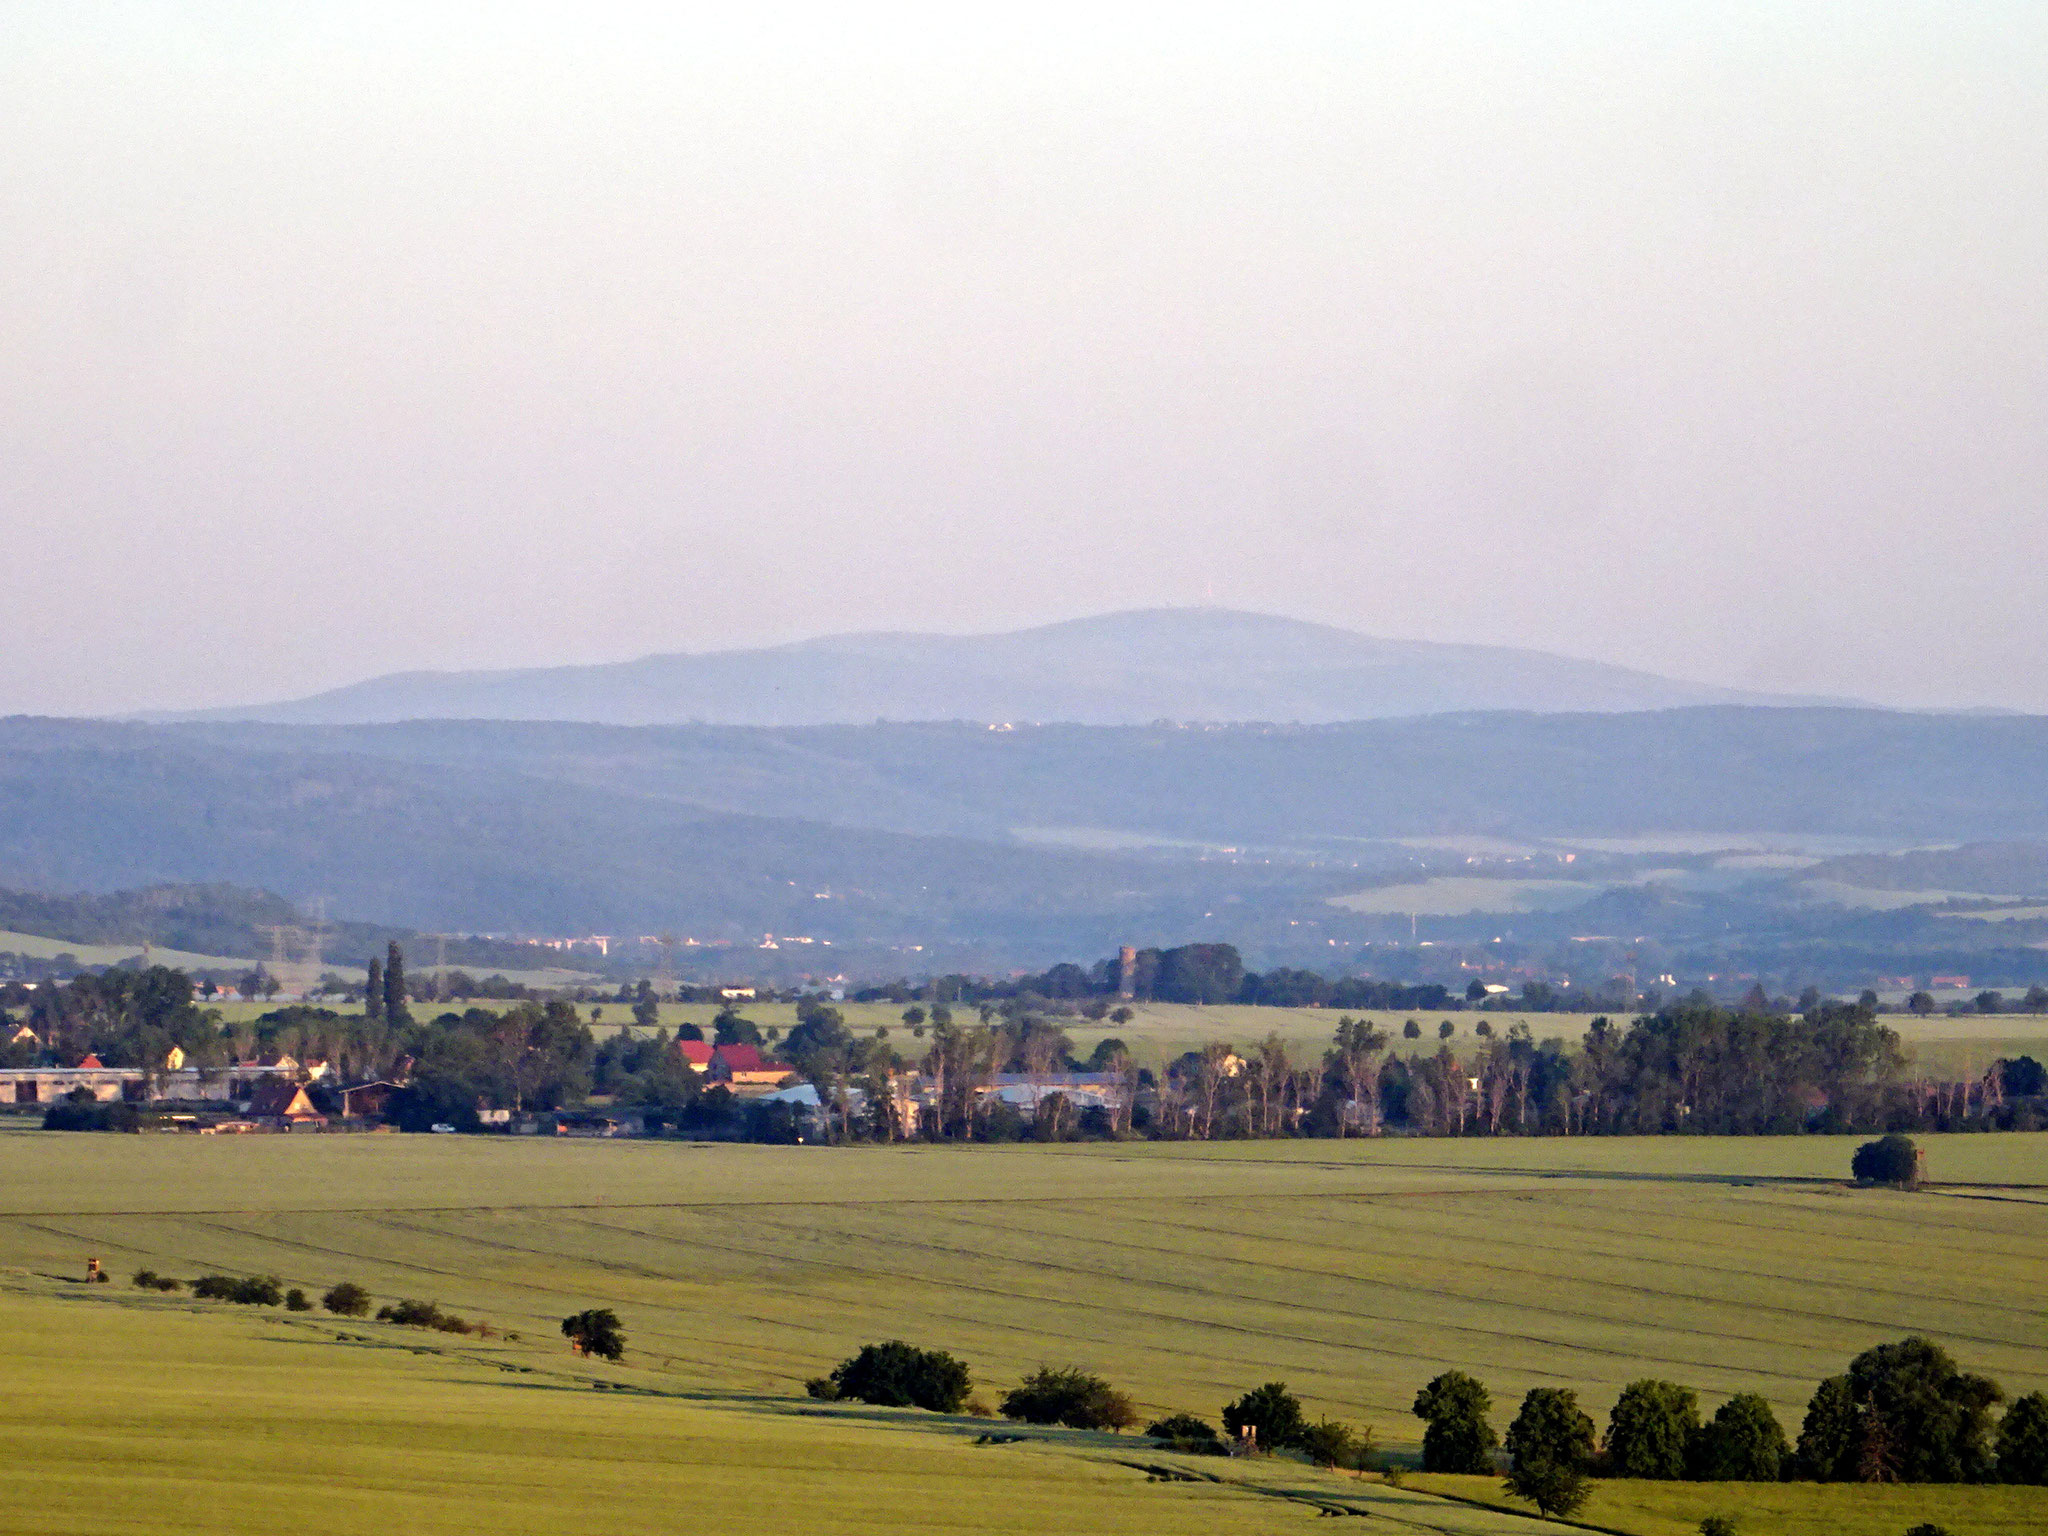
[166,608,1839,726]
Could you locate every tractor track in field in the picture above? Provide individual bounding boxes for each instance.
[1073,1200,2048,1332]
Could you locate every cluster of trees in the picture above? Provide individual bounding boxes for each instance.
[1410,1338,2048,1519]
[387,1000,594,1129]
[2,966,222,1071]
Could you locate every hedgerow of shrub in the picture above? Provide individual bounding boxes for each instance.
[376,1298,480,1334]
[191,1274,284,1306]
[1146,1413,1226,1455]
[1000,1367,1137,1431]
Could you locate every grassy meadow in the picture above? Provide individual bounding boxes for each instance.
[0,1130,2044,1533]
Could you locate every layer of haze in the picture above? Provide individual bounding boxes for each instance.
[3,3,2044,716]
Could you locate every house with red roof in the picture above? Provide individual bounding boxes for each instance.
[706,1043,793,1090]
[675,1039,714,1072]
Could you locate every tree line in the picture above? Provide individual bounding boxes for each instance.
[742,995,2043,1143]
[805,1332,2047,1519]
[1412,1336,2048,1518]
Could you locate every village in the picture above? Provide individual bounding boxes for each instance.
[0,1022,1130,1139]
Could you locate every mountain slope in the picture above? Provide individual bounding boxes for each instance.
[177,707,2048,847]
[0,718,1324,947]
[168,608,1835,726]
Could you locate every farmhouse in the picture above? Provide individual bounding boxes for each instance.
[246,1080,327,1128]
[706,1043,794,1091]
[338,1080,403,1119]
[980,1073,1128,1121]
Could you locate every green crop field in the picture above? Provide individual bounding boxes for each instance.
[0,1130,2043,1533]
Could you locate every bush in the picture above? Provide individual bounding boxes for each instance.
[1852,1134,1920,1188]
[804,1376,840,1401]
[1996,1391,2048,1483]
[322,1282,372,1317]
[1904,1526,1955,1536]
[1690,1393,1789,1481]
[1296,1417,1375,1471]
[191,1274,283,1306]
[1222,1382,1308,1451]
[284,1288,311,1312]
[561,1308,626,1361]
[1146,1412,1223,1450]
[377,1298,467,1330]
[1698,1518,1736,1536]
[1604,1379,1699,1478]
[131,1269,181,1293]
[828,1341,972,1414]
[1413,1370,1498,1473]
[1000,1367,1138,1431]
[42,1100,139,1133]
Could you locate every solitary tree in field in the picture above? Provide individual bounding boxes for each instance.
[561,1308,626,1361]
[1297,1417,1375,1472]
[1000,1367,1136,1431]
[827,1341,971,1413]
[1851,1134,1920,1188]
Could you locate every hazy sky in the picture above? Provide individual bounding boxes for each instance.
[4,3,2044,715]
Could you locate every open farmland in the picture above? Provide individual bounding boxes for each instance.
[0,1284,1572,1536]
[1,1131,2043,1433]
[0,1131,2043,1533]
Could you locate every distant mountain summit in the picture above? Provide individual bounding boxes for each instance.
[170,608,1841,726]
